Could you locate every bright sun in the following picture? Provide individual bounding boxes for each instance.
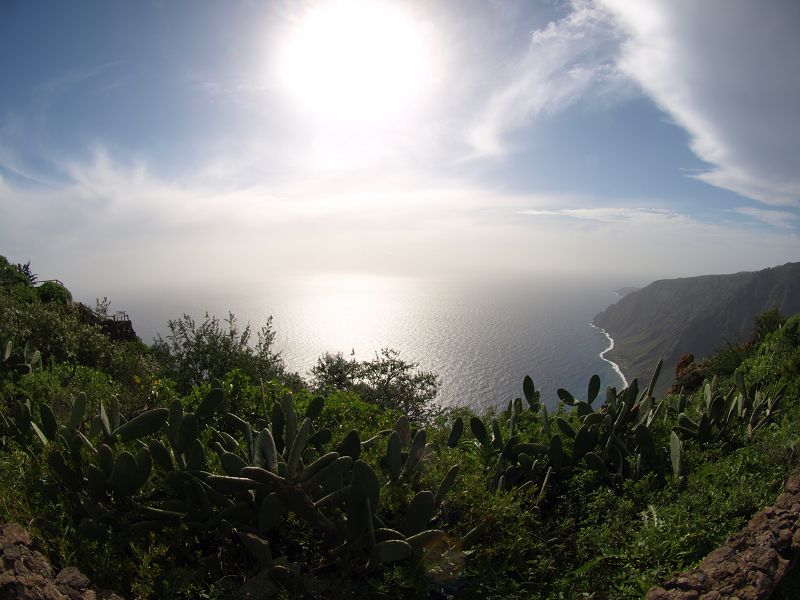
[276,0,436,127]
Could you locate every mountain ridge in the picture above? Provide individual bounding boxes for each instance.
[593,262,800,395]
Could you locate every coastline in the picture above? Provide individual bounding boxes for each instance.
[590,322,629,388]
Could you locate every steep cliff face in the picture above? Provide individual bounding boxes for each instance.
[593,262,800,396]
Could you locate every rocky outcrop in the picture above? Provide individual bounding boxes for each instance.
[0,523,123,600]
[646,473,800,599]
[99,319,137,343]
[669,353,708,395]
[75,304,137,343]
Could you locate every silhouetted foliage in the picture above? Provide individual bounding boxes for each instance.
[36,281,72,305]
[311,351,361,390]
[311,348,439,422]
[751,307,785,344]
[0,256,35,287]
[152,312,285,393]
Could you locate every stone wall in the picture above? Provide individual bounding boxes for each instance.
[0,523,123,600]
[647,473,800,600]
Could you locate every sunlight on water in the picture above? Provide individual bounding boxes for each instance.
[263,273,625,411]
[283,272,405,356]
[133,272,627,412]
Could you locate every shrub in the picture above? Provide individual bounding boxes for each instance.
[311,348,440,422]
[750,307,785,344]
[311,351,361,390]
[151,312,286,394]
[37,281,73,305]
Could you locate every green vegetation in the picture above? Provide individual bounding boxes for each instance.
[311,349,439,423]
[1,255,799,599]
[152,312,291,395]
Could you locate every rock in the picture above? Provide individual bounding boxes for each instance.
[0,523,124,600]
[646,472,800,599]
[670,353,707,395]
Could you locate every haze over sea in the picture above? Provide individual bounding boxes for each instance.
[129,274,627,412]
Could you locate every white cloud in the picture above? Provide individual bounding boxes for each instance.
[519,206,692,225]
[734,207,799,230]
[470,1,800,208]
[4,145,796,309]
[600,0,800,207]
[468,0,629,156]
[515,203,798,279]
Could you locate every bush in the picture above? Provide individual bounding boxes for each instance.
[310,351,361,390]
[152,312,286,394]
[311,348,440,422]
[0,293,108,366]
[36,281,73,305]
[0,363,121,420]
[750,307,785,344]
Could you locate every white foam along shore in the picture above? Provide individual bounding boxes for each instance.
[590,322,629,388]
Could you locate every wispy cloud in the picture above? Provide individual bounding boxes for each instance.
[468,0,629,156]
[2,0,798,302]
[519,206,693,225]
[734,207,799,230]
[34,62,120,97]
[470,1,800,208]
[0,119,51,185]
[3,147,797,297]
[600,0,800,207]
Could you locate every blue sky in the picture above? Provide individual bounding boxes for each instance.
[1,0,798,300]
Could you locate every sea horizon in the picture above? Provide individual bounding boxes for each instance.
[115,272,630,412]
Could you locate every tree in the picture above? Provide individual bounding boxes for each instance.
[0,256,36,288]
[750,307,785,344]
[152,312,285,393]
[311,348,440,422]
[310,352,361,391]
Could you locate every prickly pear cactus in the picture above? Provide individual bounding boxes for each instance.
[26,385,470,592]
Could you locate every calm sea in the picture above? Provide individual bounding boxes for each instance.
[130,273,626,412]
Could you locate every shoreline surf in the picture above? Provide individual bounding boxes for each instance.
[590,322,629,388]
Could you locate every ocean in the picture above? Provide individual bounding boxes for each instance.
[130,273,628,412]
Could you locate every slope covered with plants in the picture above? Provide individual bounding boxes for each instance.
[1,255,800,599]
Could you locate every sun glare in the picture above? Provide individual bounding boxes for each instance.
[275,0,436,127]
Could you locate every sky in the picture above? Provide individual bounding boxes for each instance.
[1,0,799,306]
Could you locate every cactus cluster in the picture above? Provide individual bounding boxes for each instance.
[461,360,689,495]
[670,369,785,447]
[0,340,45,445]
[22,387,468,593]
[0,339,42,377]
[5,338,787,596]
[462,358,786,499]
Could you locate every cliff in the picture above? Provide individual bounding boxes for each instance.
[594,262,800,396]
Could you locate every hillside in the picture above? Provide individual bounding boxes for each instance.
[594,262,800,395]
[3,255,800,598]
